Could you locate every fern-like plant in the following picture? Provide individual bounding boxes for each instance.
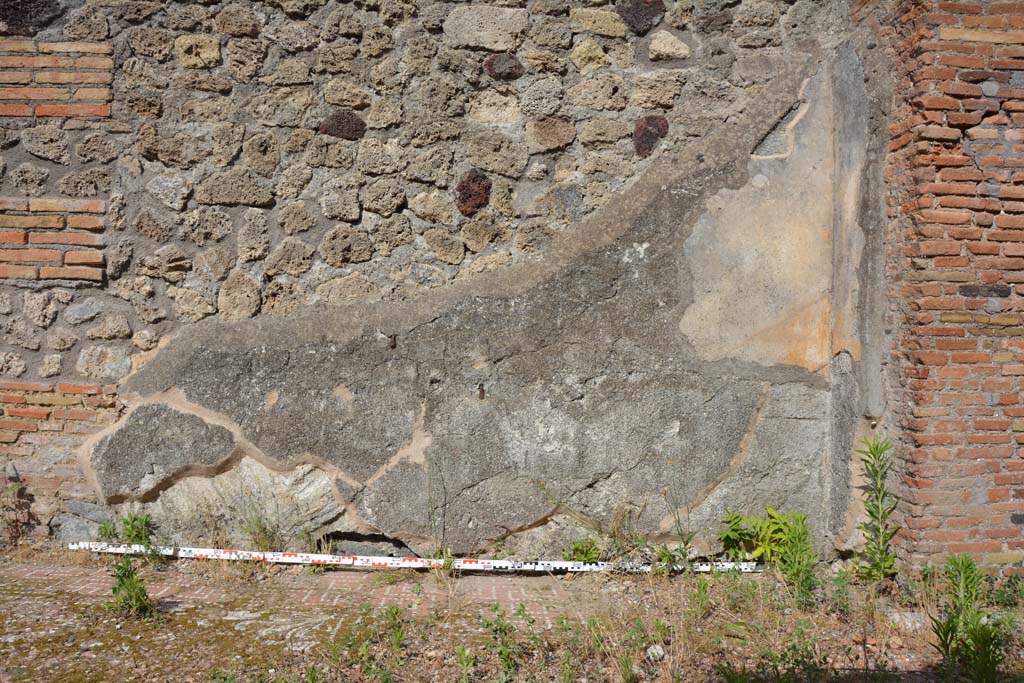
[857,436,898,581]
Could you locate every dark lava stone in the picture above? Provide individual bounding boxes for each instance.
[615,0,665,36]
[694,9,733,33]
[0,0,63,35]
[634,115,669,158]
[455,168,492,217]
[483,52,525,81]
[319,111,367,141]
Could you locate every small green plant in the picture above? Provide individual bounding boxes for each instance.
[930,554,1009,683]
[856,436,898,581]
[606,503,649,560]
[990,574,1023,608]
[616,653,636,683]
[713,663,754,683]
[108,557,155,619]
[455,644,475,683]
[653,618,671,645]
[121,513,153,546]
[719,507,792,563]
[563,537,602,562]
[384,605,405,659]
[758,622,828,683]
[775,511,818,609]
[962,619,1004,683]
[98,519,118,542]
[688,575,711,619]
[482,602,518,681]
[720,507,818,608]
[242,508,282,552]
[720,510,757,560]
[829,569,851,616]
[652,543,688,574]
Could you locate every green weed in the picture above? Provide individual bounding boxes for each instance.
[121,513,153,546]
[455,644,475,683]
[98,519,117,542]
[563,537,601,563]
[108,557,155,619]
[857,436,898,581]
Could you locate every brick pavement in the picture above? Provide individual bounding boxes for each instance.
[0,558,582,627]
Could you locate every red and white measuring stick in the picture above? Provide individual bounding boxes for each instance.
[69,542,760,574]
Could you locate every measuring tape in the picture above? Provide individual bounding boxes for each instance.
[69,542,760,574]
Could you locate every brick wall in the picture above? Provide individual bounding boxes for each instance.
[0,39,112,120]
[0,381,119,532]
[885,0,1024,567]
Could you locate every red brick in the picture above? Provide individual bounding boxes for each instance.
[0,104,32,116]
[64,251,104,266]
[34,103,110,118]
[33,71,113,85]
[919,241,964,255]
[37,41,113,54]
[0,248,60,263]
[39,266,103,281]
[918,209,973,224]
[54,383,101,395]
[0,419,37,432]
[28,232,102,246]
[66,215,104,230]
[0,56,72,69]
[0,72,31,84]
[0,232,26,244]
[0,265,37,279]
[0,215,64,229]
[74,56,113,69]
[0,86,70,100]
[72,87,112,102]
[5,406,50,420]
[27,198,104,214]
[916,95,962,110]
[51,408,98,421]
[996,214,1024,228]
[940,81,984,97]
[0,39,36,51]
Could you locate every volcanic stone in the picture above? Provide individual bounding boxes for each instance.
[483,53,525,81]
[526,118,576,153]
[0,0,63,35]
[634,115,669,158]
[319,111,367,140]
[648,30,691,60]
[455,169,492,217]
[615,0,665,35]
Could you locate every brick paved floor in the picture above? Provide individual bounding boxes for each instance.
[0,557,583,625]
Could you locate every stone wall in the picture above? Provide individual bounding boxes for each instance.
[0,0,894,559]
[880,0,1024,568]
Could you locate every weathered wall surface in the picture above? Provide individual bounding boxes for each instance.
[879,0,1024,568]
[0,0,890,557]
